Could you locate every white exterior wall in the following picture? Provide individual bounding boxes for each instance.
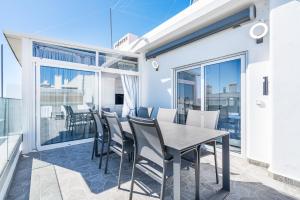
[269,0,300,182]
[21,38,36,153]
[101,77,116,106]
[139,0,271,162]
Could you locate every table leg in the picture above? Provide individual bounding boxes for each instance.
[222,134,230,191]
[173,152,181,200]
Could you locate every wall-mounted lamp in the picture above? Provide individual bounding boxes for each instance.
[263,76,269,95]
[152,60,159,71]
[249,21,269,44]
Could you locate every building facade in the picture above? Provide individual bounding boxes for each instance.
[4,0,300,187]
[130,0,300,184]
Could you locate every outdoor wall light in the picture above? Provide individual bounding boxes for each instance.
[263,76,269,95]
[152,60,159,71]
[249,21,269,44]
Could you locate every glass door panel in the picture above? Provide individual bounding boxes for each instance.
[39,66,98,146]
[176,57,242,151]
[204,59,241,148]
[176,67,201,124]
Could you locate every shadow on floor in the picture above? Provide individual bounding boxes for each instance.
[6,142,298,200]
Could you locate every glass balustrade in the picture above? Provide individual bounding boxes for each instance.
[0,98,22,177]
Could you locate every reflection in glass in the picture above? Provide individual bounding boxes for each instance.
[98,53,138,72]
[177,68,201,124]
[40,66,98,146]
[176,58,242,150]
[205,59,241,148]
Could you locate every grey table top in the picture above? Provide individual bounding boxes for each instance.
[121,121,228,152]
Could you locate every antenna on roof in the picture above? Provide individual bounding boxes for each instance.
[110,8,113,49]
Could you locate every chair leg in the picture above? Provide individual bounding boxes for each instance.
[128,153,131,162]
[118,149,125,189]
[213,142,219,184]
[195,148,200,200]
[129,159,137,200]
[104,141,110,174]
[160,163,166,200]
[99,139,105,169]
[91,139,96,160]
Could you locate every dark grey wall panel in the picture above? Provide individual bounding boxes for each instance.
[145,5,256,59]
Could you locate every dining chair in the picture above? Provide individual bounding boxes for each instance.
[90,111,109,169]
[183,109,220,184]
[63,105,71,129]
[137,106,153,118]
[65,105,83,133]
[156,108,177,123]
[128,116,194,200]
[102,111,134,189]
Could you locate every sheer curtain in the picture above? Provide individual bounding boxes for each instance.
[121,75,138,117]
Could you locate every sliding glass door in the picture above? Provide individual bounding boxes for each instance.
[176,56,244,151]
[177,67,202,124]
[38,66,98,146]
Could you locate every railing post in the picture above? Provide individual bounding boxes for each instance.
[1,44,3,98]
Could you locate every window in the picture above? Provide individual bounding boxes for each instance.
[98,52,138,71]
[33,42,96,65]
[39,66,98,146]
[176,57,243,152]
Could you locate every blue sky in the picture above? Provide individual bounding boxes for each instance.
[0,0,190,98]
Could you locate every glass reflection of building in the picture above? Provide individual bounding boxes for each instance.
[177,59,241,148]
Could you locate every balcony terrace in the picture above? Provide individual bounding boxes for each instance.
[6,142,300,200]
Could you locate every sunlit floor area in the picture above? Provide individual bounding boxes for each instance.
[6,143,300,200]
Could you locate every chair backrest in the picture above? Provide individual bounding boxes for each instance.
[92,111,105,138]
[128,116,166,167]
[148,107,154,117]
[102,111,124,144]
[63,105,70,116]
[137,107,153,118]
[186,110,220,129]
[68,106,75,116]
[157,108,177,123]
[102,107,111,112]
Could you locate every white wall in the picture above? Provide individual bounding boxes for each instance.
[101,76,124,106]
[269,0,300,182]
[101,77,116,106]
[139,0,271,162]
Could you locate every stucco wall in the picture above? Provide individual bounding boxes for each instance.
[269,0,300,182]
[139,0,271,162]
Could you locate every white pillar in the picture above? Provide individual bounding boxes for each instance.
[21,38,35,153]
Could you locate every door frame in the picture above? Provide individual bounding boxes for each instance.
[34,58,141,151]
[35,59,101,151]
[173,53,247,157]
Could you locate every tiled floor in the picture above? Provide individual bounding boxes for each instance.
[6,142,300,200]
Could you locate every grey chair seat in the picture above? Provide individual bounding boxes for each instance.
[110,139,134,155]
[136,156,191,183]
[182,146,213,163]
[97,133,109,142]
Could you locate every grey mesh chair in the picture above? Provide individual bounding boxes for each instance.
[156,108,177,123]
[128,116,194,200]
[91,111,109,169]
[137,106,153,118]
[183,110,220,184]
[102,111,134,188]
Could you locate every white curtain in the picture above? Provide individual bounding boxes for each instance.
[121,74,138,117]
